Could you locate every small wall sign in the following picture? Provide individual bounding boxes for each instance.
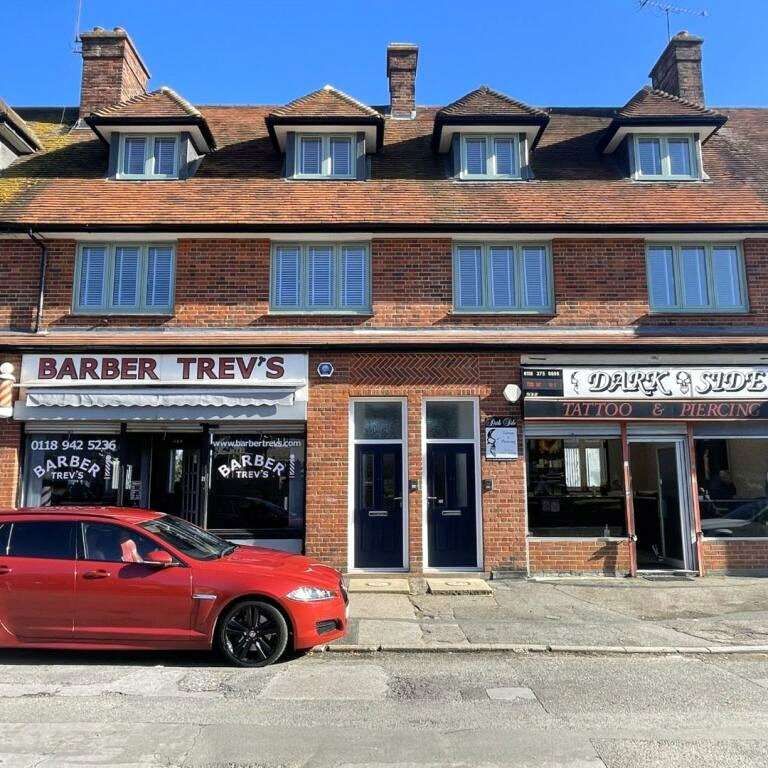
[484,417,518,460]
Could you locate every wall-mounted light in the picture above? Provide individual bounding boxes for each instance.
[316,362,334,378]
[503,384,522,403]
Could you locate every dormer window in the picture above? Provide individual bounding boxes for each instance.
[632,134,698,181]
[296,134,355,179]
[460,134,521,180]
[118,134,179,179]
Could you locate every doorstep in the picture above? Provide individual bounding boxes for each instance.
[347,577,411,594]
[425,577,492,595]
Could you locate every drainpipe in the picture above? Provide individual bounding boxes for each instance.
[26,228,47,333]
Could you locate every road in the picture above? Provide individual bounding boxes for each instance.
[0,648,767,766]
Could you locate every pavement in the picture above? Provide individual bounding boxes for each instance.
[1,648,768,766]
[332,575,768,653]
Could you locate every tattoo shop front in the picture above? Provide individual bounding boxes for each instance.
[523,360,768,576]
[13,352,308,553]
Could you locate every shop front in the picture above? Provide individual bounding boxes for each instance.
[14,352,308,552]
[523,361,768,576]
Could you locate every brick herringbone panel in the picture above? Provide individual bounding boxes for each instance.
[350,353,479,385]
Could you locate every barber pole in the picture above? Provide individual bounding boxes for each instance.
[0,363,14,418]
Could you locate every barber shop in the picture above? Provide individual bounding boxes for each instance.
[12,352,308,553]
[523,358,768,576]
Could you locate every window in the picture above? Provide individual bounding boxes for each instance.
[118,134,179,179]
[82,522,162,563]
[632,135,698,180]
[426,401,475,440]
[354,402,404,441]
[527,438,626,537]
[453,243,553,313]
[295,134,355,178]
[646,243,747,313]
[460,134,521,179]
[6,521,77,560]
[74,244,175,314]
[271,243,370,313]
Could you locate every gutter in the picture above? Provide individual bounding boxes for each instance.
[26,228,47,334]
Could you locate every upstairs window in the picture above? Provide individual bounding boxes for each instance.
[632,135,698,180]
[460,134,521,180]
[646,243,748,313]
[271,243,370,313]
[295,134,355,179]
[117,135,179,179]
[74,243,175,314]
[453,243,553,313]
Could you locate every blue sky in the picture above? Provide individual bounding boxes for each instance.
[2,0,767,108]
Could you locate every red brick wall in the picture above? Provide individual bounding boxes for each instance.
[702,540,768,575]
[304,350,526,573]
[528,538,631,576]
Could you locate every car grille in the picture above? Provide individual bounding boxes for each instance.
[316,619,341,635]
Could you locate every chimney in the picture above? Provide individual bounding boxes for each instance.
[78,27,150,117]
[387,43,418,118]
[649,30,704,106]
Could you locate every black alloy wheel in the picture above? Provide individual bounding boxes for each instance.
[218,600,289,667]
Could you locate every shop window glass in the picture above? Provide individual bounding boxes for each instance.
[23,435,121,508]
[696,438,768,538]
[527,438,626,537]
[426,402,474,440]
[354,402,403,440]
[207,434,305,536]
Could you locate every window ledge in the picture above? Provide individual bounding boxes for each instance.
[527,536,628,542]
[69,311,175,318]
[648,310,750,317]
[268,310,373,317]
[450,309,555,317]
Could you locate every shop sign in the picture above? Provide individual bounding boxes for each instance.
[484,417,518,459]
[212,436,302,480]
[20,353,308,387]
[525,399,768,420]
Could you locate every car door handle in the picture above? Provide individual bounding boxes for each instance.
[0,565,11,576]
[83,569,111,580]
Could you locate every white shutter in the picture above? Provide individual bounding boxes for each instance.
[455,246,483,309]
[330,137,352,176]
[680,246,709,308]
[493,137,517,176]
[111,246,140,308]
[145,246,174,309]
[273,247,301,308]
[464,138,487,175]
[341,246,368,309]
[667,137,692,176]
[307,246,334,308]
[122,137,147,175]
[636,138,662,176]
[521,246,550,310]
[153,137,177,176]
[711,246,744,309]
[300,137,322,175]
[647,246,677,309]
[488,247,515,308]
[77,246,107,309]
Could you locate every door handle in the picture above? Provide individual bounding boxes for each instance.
[427,497,444,504]
[83,569,111,580]
[0,565,11,576]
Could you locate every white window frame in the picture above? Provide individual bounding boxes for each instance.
[452,241,554,314]
[459,133,522,180]
[631,134,699,181]
[72,242,176,315]
[270,242,371,314]
[348,398,409,572]
[294,134,356,179]
[646,242,749,314]
[421,396,483,571]
[116,134,179,180]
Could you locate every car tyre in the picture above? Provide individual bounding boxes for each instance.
[217,599,290,668]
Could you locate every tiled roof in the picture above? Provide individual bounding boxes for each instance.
[0,104,767,229]
[437,86,548,120]
[617,86,724,120]
[269,85,380,119]
[90,87,202,119]
[0,98,41,150]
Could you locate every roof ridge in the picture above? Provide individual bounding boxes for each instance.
[620,85,722,117]
[158,86,201,117]
[92,87,201,118]
[270,85,379,118]
[438,85,548,118]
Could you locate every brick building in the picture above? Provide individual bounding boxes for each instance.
[2,27,768,576]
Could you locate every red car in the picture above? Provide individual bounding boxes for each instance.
[0,507,347,666]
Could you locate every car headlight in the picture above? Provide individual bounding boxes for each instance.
[286,586,335,602]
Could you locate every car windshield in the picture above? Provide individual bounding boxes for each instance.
[724,500,768,521]
[141,515,235,560]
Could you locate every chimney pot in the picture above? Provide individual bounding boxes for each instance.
[649,30,705,106]
[387,42,418,119]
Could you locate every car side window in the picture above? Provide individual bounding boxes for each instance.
[7,521,77,560]
[82,522,164,564]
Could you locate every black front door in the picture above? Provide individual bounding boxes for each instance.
[354,444,403,568]
[427,443,477,568]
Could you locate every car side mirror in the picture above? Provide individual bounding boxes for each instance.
[144,549,175,568]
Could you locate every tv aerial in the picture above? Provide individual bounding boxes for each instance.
[638,1,709,40]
